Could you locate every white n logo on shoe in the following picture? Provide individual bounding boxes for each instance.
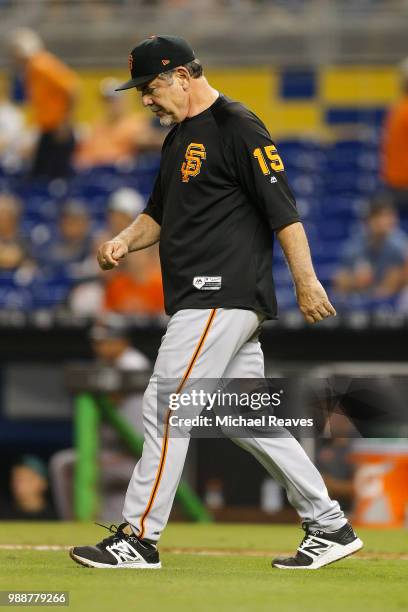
[107,540,142,564]
[300,537,334,558]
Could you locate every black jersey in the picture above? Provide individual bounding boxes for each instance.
[143,94,300,319]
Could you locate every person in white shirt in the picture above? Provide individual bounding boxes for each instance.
[0,83,33,171]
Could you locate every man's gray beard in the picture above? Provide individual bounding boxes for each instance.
[159,114,175,127]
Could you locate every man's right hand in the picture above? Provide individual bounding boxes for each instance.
[97,239,129,270]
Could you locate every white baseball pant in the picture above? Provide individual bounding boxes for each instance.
[123,308,346,541]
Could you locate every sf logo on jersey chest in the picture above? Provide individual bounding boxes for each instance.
[181,143,206,182]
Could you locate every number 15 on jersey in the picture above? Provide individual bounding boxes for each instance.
[253,145,284,175]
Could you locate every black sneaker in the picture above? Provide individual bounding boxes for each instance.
[272,522,363,570]
[69,523,161,569]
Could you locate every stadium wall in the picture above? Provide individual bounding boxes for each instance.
[1,65,398,138]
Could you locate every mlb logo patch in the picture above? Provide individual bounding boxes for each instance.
[193,276,222,291]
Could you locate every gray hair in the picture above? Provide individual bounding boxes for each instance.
[158,59,203,83]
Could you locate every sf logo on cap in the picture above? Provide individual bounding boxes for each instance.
[181,143,206,183]
[128,53,133,72]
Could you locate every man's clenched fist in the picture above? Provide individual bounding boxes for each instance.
[296,279,337,324]
[97,239,129,270]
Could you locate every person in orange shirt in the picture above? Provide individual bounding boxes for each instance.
[9,28,79,179]
[382,57,408,210]
[75,78,163,169]
[102,189,164,315]
[104,247,164,316]
[68,187,164,317]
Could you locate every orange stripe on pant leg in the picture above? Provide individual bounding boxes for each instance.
[138,308,217,539]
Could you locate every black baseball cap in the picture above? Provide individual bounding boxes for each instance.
[115,35,195,91]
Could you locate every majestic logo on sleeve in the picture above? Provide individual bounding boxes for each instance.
[181,143,206,182]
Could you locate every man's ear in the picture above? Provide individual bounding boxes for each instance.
[176,66,190,90]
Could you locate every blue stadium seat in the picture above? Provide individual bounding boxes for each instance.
[0,143,391,313]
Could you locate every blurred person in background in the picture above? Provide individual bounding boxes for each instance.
[0,193,33,273]
[35,199,92,278]
[382,57,408,211]
[49,316,150,521]
[9,28,79,180]
[333,196,408,307]
[99,187,146,242]
[74,77,163,170]
[0,79,33,172]
[316,413,360,513]
[103,245,164,315]
[68,187,151,316]
[0,455,56,520]
[316,439,355,513]
[101,188,164,316]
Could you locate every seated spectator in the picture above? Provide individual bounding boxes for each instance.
[0,455,56,520]
[71,248,164,317]
[49,316,150,521]
[104,247,164,316]
[0,193,31,272]
[333,196,408,307]
[68,188,146,316]
[102,190,163,314]
[105,187,145,236]
[74,77,163,169]
[35,199,92,278]
[92,187,146,248]
[382,57,408,210]
[68,187,164,316]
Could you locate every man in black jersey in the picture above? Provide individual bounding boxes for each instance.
[70,35,362,571]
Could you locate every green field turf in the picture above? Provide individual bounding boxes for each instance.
[0,522,407,612]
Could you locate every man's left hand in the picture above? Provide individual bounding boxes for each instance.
[296,279,337,324]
